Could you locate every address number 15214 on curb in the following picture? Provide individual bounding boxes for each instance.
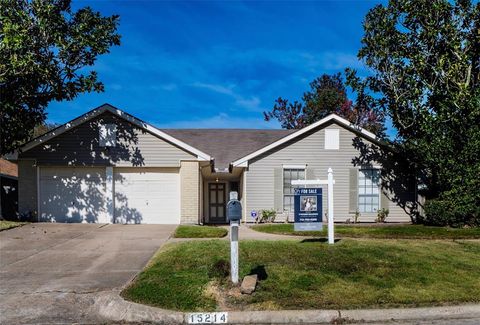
[187,312,228,324]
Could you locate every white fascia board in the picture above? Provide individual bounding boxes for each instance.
[236,161,248,167]
[231,114,379,167]
[17,104,212,161]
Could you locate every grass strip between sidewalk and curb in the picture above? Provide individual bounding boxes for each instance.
[250,223,480,239]
[121,239,480,312]
[0,221,28,231]
[174,225,228,238]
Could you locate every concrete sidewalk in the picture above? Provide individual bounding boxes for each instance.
[169,224,312,243]
[238,224,309,240]
[93,291,480,324]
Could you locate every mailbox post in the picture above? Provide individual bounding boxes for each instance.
[227,191,242,284]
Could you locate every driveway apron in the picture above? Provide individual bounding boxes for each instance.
[0,223,176,324]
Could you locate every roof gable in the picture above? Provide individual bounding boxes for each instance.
[18,104,211,161]
[231,114,381,167]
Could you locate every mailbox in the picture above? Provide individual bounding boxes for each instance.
[227,192,242,222]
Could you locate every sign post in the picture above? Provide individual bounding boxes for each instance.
[327,168,334,244]
[227,191,242,285]
[291,168,335,244]
[230,220,239,284]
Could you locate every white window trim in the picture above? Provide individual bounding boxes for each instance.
[282,166,307,212]
[358,167,381,213]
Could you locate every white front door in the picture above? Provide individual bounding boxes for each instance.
[113,167,180,224]
[39,167,109,223]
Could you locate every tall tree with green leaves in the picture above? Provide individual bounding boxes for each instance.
[348,0,480,226]
[0,0,120,155]
[264,73,385,136]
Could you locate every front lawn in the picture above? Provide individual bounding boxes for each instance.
[250,223,480,239]
[0,221,28,231]
[122,239,480,311]
[174,225,228,238]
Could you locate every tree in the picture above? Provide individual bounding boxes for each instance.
[264,73,385,135]
[0,0,120,155]
[349,0,480,226]
[33,122,59,138]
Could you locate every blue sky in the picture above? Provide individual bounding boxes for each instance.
[48,0,388,132]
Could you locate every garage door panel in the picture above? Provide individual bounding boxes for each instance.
[114,168,180,224]
[39,167,108,223]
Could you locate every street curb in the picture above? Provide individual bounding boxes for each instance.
[93,292,480,324]
[94,292,184,324]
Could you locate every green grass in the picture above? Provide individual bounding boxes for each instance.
[250,223,480,239]
[174,225,228,238]
[122,239,480,311]
[0,221,28,231]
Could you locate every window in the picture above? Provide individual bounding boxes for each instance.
[325,129,339,149]
[99,124,117,147]
[283,168,305,212]
[358,169,380,213]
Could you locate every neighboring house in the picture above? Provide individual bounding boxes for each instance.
[15,104,416,224]
[0,158,18,220]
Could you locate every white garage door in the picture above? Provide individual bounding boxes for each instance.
[39,167,109,223]
[114,168,180,224]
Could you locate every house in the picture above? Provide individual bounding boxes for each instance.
[0,158,18,220]
[15,104,416,224]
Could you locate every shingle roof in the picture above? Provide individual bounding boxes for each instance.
[161,129,296,170]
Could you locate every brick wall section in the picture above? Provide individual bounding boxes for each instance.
[0,159,18,177]
[180,161,200,224]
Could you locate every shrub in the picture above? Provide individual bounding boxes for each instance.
[354,210,361,223]
[260,209,276,223]
[376,208,389,223]
[424,199,480,228]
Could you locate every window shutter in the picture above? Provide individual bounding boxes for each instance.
[274,168,283,212]
[349,168,358,213]
[381,185,390,210]
[306,168,315,180]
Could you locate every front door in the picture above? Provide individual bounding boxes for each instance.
[209,183,226,223]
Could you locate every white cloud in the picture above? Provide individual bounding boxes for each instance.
[192,82,235,95]
[235,96,261,110]
[191,82,263,112]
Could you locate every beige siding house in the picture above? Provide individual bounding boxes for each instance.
[15,104,416,224]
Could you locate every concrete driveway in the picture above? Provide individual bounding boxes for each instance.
[0,223,176,324]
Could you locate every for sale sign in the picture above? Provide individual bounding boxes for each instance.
[294,188,323,231]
